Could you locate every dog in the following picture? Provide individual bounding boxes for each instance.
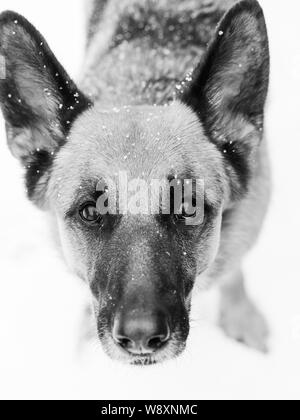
[0,0,270,365]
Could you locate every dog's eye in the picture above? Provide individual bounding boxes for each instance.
[79,202,101,223]
[175,202,196,221]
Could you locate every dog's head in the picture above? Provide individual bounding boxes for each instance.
[0,0,269,365]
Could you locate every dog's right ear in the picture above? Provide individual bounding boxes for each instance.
[0,12,90,164]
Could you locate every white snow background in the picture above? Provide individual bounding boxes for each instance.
[0,0,299,400]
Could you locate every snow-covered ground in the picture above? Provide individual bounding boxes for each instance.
[0,0,299,400]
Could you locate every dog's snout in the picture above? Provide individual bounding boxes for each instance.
[113,311,170,355]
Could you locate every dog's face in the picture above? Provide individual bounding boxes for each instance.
[0,1,269,364]
[49,103,226,364]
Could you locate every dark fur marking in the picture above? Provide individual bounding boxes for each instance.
[25,149,56,199]
[87,0,109,45]
[217,141,251,191]
[112,7,224,50]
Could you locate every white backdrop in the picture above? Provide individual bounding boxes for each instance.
[0,0,299,400]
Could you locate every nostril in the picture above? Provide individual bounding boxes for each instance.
[147,322,170,350]
[147,335,168,351]
[115,335,134,350]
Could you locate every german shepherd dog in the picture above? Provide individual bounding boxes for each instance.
[0,0,270,365]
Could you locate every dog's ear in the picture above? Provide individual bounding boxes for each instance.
[0,12,91,201]
[181,0,269,187]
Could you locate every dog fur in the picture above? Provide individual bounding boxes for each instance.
[0,0,271,364]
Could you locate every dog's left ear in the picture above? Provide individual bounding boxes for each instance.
[0,12,91,200]
[181,0,269,174]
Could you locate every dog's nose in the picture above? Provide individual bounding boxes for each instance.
[113,311,170,355]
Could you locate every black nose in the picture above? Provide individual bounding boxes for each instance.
[113,311,171,355]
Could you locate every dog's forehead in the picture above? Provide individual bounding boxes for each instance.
[67,101,206,173]
[50,101,223,210]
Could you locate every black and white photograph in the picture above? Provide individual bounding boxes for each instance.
[0,0,299,402]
